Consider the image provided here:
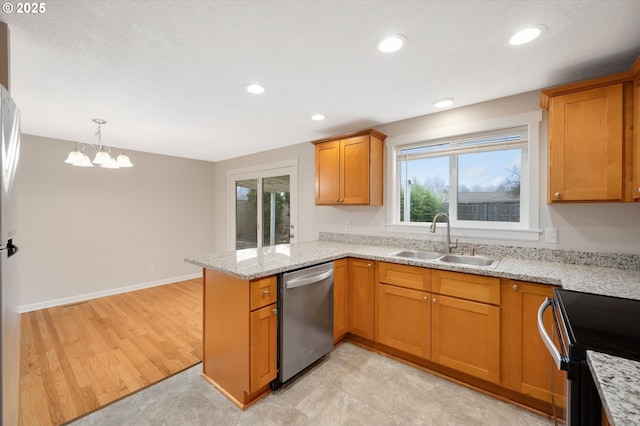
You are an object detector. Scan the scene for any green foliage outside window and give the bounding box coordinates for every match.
[400,179,447,223]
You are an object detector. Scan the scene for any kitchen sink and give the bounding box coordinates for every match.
[388,250,443,260]
[437,254,500,268]
[388,250,500,268]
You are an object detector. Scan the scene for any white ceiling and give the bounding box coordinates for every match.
[2,1,640,163]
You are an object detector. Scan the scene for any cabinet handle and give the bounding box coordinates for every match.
[335,199,340,203]
[423,296,428,301]
[272,308,278,314]
[263,290,270,296]
[555,192,560,198]
[512,284,519,291]
[637,187,640,193]
[367,263,372,268]
[432,298,437,303]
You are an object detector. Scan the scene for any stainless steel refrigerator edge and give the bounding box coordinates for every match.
[278,261,334,384]
[1,84,21,426]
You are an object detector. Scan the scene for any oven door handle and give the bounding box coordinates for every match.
[537,297,566,371]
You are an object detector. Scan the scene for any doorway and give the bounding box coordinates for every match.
[228,160,297,250]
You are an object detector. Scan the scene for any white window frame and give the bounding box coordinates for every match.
[227,159,298,251]
[386,111,542,242]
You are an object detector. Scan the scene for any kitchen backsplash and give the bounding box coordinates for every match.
[319,232,640,271]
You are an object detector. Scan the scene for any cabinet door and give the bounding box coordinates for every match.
[377,283,430,359]
[315,140,340,204]
[549,84,623,202]
[504,281,566,410]
[432,295,500,383]
[250,303,277,393]
[635,78,640,200]
[333,258,349,343]
[348,258,375,339]
[340,136,370,204]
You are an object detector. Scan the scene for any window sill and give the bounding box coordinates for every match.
[385,223,542,242]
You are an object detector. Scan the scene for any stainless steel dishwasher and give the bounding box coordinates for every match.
[277,261,334,385]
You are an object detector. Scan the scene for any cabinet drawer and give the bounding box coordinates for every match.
[432,270,499,305]
[250,276,277,310]
[377,262,431,291]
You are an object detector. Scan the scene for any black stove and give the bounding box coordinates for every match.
[554,288,640,363]
[543,289,640,426]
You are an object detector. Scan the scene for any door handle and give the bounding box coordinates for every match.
[0,239,18,258]
[537,297,567,371]
[286,269,333,289]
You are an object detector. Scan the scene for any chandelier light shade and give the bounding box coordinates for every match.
[64,119,134,169]
[116,153,133,167]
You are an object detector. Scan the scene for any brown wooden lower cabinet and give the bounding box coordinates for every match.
[431,294,500,383]
[502,279,566,413]
[348,258,375,339]
[333,258,349,343]
[249,303,277,392]
[430,270,501,383]
[350,260,566,417]
[376,283,430,358]
[203,269,277,409]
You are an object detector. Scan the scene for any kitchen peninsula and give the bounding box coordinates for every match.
[185,235,640,423]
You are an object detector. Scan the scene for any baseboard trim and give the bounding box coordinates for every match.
[18,273,202,313]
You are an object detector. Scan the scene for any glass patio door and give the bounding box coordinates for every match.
[231,161,296,250]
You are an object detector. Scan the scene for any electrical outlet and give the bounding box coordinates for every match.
[149,266,155,274]
[545,228,558,244]
[345,221,352,231]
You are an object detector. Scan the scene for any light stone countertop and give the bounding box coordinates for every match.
[184,240,640,301]
[587,351,640,426]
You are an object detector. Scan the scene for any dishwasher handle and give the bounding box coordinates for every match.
[285,269,333,289]
[537,297,567,371]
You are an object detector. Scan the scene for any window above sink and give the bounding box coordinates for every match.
[385,111,543,242]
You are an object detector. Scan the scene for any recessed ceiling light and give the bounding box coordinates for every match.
[509,25,546,45]
[377,35,407,53]
[246,83,265,94]
[311,114,326,121]
[433,98,455,108]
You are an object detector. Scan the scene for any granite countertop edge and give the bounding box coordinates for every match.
[184,240,640,301]
[587,351,640,426]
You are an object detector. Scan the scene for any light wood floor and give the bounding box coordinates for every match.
[18,278,203,426]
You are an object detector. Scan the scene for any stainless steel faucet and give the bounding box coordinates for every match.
[430,212,458,253]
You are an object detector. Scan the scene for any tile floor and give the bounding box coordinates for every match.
[70,342,554,425]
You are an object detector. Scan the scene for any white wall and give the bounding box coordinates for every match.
[213,91,640,255]
[18,135,216,310]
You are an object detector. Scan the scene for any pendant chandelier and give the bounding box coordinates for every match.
[64,119,134,168]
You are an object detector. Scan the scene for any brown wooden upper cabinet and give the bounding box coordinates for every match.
[541,55,640,203]
[312,129,386,205]
[635,75,640,200]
